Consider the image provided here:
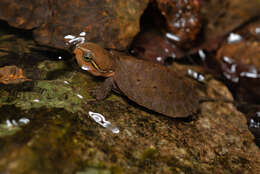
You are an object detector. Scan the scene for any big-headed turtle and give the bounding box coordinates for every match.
[74,42,201,118]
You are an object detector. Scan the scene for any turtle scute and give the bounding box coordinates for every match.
[114,56,200,118]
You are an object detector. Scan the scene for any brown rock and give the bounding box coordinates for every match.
[216,41,260,101]
[239,19,260,41]
[157,0,201,46]
[130,30,184,64]
[0,0,149,50]
[200,0,260,50]
[0,65,30,84]
[217,41,260,69]
[0,0,49,29]
[0,63,259,173]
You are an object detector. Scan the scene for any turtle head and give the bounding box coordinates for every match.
[74,42,115,77]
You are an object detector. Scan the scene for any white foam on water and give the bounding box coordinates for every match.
[156,57,162,62]
[80,32,86,36]
[33,99,40,103]
[198,74,205,82]
[89,111,120,134]
[64,81,69,84]
[187,69,205,82]
[166,33,180,42]
[240,72,259,78]
[223,56,234,64]
[64,32,86,46]
[81,65,90,71]
[255,28,260,34]
[18,118,30,125]
[76,94,83,99]
[64,35,76,39]
[230,64,237,73]
[6,120,12,127]
[198,49,206,61]
[249,119,260,128]
[227,33,242,43]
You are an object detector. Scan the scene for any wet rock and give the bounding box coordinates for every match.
[0,54,95,113]
[214,25,260,146]
[0,107,84,174]
[129,1,199,63]
[0,119,22,137]
[130,30,184,64]
[200,0,260,51]
[213,18,260,83]
[0,1,49,29]
[36,60,69,79]
[0,0,149,50]
[217,41,260,69]
[130,3,184,63]
[0,65,30,84]
[1,59,259,173]
[157,0,201,46]
[76,168,111,174]
[238,105,260,147]
[216,40,260,100]
[0,21,35,57]
[0,19,259,174]
[239,19,260,41]
[0,72,93,113]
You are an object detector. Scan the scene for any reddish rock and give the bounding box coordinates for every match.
[0,65,30,84]
[200,0,260,51]
[130,30,184,64]
[0,0,149,50]
[130,0,201,63]
[0,0,49,29]
[216,40,260,94]
[238,104,260,147]
[239,19,260,41]
[157,0,201,46]
[217,41,260,68]
[212,19,260,143]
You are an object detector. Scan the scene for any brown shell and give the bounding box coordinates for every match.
[114,56,200,118]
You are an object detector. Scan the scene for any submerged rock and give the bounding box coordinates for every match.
[0,58,259,173]
[0,65,30,84]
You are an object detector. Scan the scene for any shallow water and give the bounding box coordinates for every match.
[0,20,259,174]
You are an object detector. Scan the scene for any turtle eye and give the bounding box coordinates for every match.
[83,52,93,62]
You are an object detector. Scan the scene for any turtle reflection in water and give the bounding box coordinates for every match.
[74,42,202,118]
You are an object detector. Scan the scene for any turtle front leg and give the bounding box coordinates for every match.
[91,77,114,100]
